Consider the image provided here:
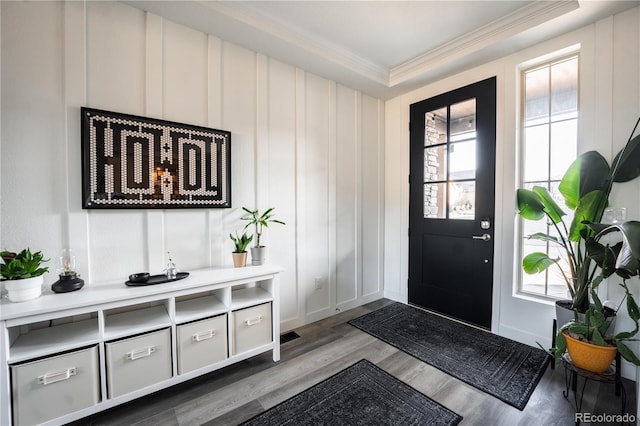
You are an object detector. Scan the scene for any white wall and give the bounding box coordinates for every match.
[0,1,385,331]
[384,7,640,380]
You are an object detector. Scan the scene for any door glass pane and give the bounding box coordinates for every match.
[449,98,476,220]
[424,107,447,146]
[449,181,475,220]
[450,99,476,141]
[449,141,475,180]
[424,145,447,182]
[422,98,477,221]
[424,183,446,218]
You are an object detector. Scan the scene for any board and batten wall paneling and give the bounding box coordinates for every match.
[293,67,308,329]
[612,7,640,220]
[361,94,384,300]
[86,2,147,282]
[206,35,226,268]
[609,7,640,375]
[162,20,208,126]
[265,58,298,324]
[382,96,407,303]
[162,20,210,271]
[144,12,167,273]
[65,1,91,283]
[222,41,256,223]
[0,0,385,330]
[303,74,334,320]
[0,1,65,263]
[609,2,640,401]
[335,85,359,308]
[87,1,145,113]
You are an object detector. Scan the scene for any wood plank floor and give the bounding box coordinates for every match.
[76,299,636,425]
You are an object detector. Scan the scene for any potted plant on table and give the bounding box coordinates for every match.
[230,231,253,268]
[241,207,285,265]
[516,117,640,326]
[1,248,50,302]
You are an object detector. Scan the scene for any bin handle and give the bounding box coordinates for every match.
[192,329,216,342]
[126,346,156,360]
[245,315,263,326]
[38,367,77,385]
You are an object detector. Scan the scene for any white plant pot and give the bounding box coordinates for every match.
[4,275,44,302]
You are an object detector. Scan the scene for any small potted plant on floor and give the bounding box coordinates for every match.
[241,207,285,265]
[1,248,50,302]
[230,231,253,268]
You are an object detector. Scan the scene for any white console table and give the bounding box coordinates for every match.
[0,264,282,425]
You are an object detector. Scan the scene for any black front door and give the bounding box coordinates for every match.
[408,77,496,329]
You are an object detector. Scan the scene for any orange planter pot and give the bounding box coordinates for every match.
[563,330,617,373]
[232,252,247,268]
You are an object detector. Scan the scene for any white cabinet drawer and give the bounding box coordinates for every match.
[105,328,172,398]
[10,346,100,426]
[177,314,227,374]
[232,303,272,355]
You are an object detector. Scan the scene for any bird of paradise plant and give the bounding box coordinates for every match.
[517,118,640,313]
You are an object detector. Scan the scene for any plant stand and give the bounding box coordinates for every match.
[551,318,558,370]
[561,352,624,425]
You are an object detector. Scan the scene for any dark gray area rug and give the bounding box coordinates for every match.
[241,359,462,426]
[348,302,550,410]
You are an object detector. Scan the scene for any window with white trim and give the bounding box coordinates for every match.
[519,54,579,298]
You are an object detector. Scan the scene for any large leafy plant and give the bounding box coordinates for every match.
[517,118,640,312]
[1,249,50,280]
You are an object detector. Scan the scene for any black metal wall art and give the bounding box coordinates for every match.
[81,107,231,209]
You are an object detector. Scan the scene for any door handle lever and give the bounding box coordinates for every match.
[472,233,491,241]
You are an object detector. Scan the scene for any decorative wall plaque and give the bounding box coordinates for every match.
[81,107,231,209]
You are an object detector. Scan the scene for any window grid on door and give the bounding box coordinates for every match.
[423,98,477,220]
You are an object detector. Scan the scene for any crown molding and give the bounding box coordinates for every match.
[389,0,579,87]
[200,1,389,85]
[123,0,606,99]
[206,0,578,89]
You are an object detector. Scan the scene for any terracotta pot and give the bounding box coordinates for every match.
[563,330,617,373]
[232,252,247,268]
[4,275,44,302]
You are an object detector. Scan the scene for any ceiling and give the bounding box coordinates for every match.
[126,1,639,99]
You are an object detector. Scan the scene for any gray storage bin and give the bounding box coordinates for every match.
[10,345,100,426]
[232,302,272,355]
[177,314,227,374]
[105,328,172,398]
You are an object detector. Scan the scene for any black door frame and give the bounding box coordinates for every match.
[408,76,497,329]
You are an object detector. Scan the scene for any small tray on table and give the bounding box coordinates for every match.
[125,272,189,286]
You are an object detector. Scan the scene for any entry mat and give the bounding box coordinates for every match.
[349,302,550,410]
[240,359,462,425]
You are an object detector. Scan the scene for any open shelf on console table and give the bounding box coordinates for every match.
[0,264,283,426]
